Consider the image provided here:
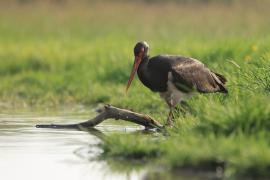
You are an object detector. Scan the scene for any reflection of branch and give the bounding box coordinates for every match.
[36,104,163,130]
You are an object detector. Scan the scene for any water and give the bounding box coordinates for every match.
[0,112,145,180]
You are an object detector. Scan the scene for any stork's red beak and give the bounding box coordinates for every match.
[125,55,142,93]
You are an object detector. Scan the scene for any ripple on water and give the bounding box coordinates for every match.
[0,113,145,180]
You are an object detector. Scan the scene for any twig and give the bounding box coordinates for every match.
[36,104,164,130]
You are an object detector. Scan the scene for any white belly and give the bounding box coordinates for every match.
[159,72,192,107]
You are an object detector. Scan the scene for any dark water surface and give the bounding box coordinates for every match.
[0,111,145,180]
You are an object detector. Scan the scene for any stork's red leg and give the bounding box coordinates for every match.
[165,97,175,126]
[166,107,174,126]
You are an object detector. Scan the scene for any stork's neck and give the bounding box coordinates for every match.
[137,55,152,89]
[137,55,149,76]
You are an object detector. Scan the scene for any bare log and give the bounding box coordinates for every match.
[36,104,164,130]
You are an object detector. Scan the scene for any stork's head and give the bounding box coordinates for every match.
[126,41,150,93]
[133,41,149,57]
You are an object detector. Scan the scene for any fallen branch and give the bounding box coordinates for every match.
[36,104,164,130]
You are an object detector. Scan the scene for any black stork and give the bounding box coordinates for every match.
[126,41,228,126]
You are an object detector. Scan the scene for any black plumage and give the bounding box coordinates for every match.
[126,41,228,125]
[138,54,227,94]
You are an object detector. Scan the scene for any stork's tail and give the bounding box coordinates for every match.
[214,72,227,84]
[213,72,228,93]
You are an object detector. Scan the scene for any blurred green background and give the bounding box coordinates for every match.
[0,0,270,178]
[0,0,269,109]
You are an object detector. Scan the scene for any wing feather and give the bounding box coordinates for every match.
[171,57,228,93]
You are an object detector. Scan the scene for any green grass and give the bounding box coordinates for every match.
[1,0,270,178]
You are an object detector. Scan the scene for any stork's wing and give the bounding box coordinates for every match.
[171,57,228,93]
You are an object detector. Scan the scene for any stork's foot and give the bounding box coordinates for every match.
[165,113,174,127]
[165,118,174,127]
[165,109,174,127]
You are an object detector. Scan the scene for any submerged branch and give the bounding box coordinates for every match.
[36,104,164,130]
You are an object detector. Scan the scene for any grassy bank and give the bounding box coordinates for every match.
[0,1,270,178]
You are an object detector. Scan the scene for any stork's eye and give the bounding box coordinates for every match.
[141,47,145,52]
